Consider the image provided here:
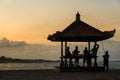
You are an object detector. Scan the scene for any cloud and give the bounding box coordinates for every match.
[0,37,27,47]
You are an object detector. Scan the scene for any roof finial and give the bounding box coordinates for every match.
[76,11,80,21]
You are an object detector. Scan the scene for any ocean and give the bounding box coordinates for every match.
[0,62,119,70]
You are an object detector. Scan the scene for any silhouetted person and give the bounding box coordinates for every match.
[90,43,99,56]
[72,46,80,66]
[65,46,72,67]
[83,47,89,66]
[103,51,109,71]
[90,43,99,66]
[72,46,80,57]
[65,47,72,57]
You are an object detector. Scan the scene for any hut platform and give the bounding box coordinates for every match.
[55,66,105,72]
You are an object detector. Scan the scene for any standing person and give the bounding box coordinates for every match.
[72,46,80,57]
[65,46,72,67]
[83,47,89,66]
[103,51,109,71]
[66,46,72,57]
[90,43,99,56]
[72,46,80,66]
[90,43,99,66]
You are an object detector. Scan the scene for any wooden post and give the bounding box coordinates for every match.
[88,41,92,67]
[60,41,64,67]
[65,41,67,54]
[88,42,90,52]
[94,41,98,67]
[65,41,67,66]
[61,41,63,57]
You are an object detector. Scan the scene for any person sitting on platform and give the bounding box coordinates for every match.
[83,47,89,66]
[103,51,109,71]
[72,46,80,66]
[90,43,99,56]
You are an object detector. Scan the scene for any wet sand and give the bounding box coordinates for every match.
[0,69,120,80]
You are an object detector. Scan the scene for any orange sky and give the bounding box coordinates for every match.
[0,0,120,44]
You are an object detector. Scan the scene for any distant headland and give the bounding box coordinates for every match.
[0,56,59,63]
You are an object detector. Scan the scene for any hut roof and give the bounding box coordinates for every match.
[48,12,115,42]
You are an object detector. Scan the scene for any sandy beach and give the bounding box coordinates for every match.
[0,69,120,80]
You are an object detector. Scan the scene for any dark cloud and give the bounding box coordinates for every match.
[0,39,119,61]
[0,44,60,60]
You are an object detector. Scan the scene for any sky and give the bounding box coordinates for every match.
[0,0,120,60]
[0,0,120,44]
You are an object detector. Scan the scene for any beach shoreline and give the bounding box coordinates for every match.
[0,69,120,80]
